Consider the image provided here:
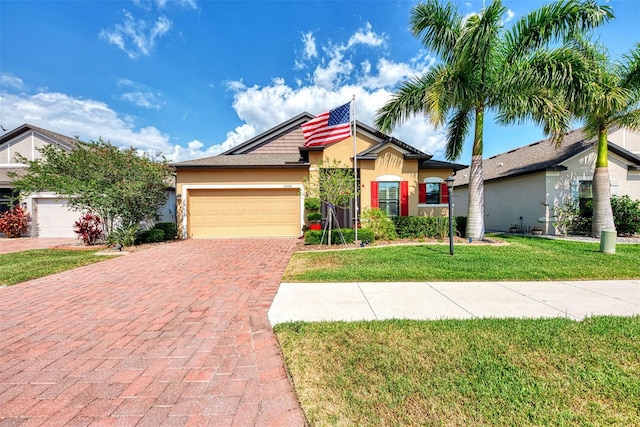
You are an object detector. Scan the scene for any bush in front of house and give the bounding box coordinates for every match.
[107,223,140,247]
[0,205,30,238]
[304,228,375,245]
[73,213,104,246]
[611,195,640,236]
[393,216,456,240]
[360,207,397,240]
[136,228,165,244]
[153,222,177,240]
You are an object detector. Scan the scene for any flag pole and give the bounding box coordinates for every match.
[352,94,358,243]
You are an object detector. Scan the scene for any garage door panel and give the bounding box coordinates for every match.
[34,198,78,238]
[188,188,301,238]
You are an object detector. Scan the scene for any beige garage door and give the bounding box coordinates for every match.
[34,198,78,238]
[188,188,301,238]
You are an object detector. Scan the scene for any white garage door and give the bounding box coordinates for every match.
[34,198,78,238]
[188,188,301,238]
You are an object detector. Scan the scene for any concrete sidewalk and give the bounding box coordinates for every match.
[269,280,640,325]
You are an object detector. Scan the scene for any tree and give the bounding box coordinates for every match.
[303,158,359,245]
[555,39,640,237]
[375,0,612,240]
[10,139,175,235]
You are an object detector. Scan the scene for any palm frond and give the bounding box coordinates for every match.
[504,0,613,62]
[410,0,461,63]
[445,107,472,161]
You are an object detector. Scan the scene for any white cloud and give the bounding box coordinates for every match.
[1,73,25,91]
[219,23,446,159]
[100,10,173,58]
[117,78,163,109]
[347,22,385,49]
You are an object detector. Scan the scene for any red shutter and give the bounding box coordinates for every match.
[440,182,449,204]
[400,181,409,216]
[370,181,379,208]
[418,183,426,204]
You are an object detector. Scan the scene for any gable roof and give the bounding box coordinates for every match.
[172,153,307,168]
[0,123,80,151]
[453,127,640,186]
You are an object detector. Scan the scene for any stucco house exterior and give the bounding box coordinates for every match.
[0,124,176,238]
[173,113,466,239]
[452,127,640,235]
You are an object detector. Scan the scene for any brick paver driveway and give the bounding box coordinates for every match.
[0,239,306,426]
[0,238,78,255]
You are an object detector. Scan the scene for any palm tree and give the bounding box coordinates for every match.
[563,39,640,237]
[375,0,612,240]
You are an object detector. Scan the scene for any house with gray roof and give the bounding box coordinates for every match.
[1,124,176,238]
[452,127,640,235]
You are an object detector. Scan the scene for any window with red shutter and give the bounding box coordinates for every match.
[400,181,409,216]
[440,182,449,204]
[418,183,426,204]
[370,181,379,208]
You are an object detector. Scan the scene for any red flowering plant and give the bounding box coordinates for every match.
[0,205,30,238]
[73,213,104,246]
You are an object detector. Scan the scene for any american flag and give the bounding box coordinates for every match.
[302,102,352,147]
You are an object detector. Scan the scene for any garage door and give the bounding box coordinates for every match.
[188,188,301,238]
[34,198,78,238]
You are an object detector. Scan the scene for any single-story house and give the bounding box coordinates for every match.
[0,124,176,238]
[172,113,466,239]
[452,127,640,235]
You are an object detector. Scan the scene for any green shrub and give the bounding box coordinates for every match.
[360,208,397,240]
[306,212,322,222]
[611,195,640,236]
[153,222,177,240]
[304,197,321,211]
[357,228,375,244]
[107,223,140,247]
[137,228,165,244]
[393,216,456,239]
[304,228,356,245]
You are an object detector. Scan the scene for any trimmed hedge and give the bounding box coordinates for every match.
[137,228,165,244]
[393,216,456,239]
[304,227,375,245]
[153,222,177,240]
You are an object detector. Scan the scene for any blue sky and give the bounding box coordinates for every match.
[1,0,638,163]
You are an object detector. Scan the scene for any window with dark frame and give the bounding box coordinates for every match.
[0,188,19,214]
[378,182,399,217]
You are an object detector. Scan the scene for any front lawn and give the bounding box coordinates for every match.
[0,249,112,286]
[284,235,640,282]
[275,316,640,426]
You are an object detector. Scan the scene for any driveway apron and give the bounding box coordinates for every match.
[0,239,305,426]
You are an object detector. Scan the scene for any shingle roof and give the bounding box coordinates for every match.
[454,127,640,186]
[172,153,307,168]
[0,124,81,150]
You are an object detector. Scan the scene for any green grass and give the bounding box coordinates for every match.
[275,316,640,426]
[0,249,112,286]
[284,235,640,281]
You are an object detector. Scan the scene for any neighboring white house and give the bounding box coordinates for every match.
[452,127,640,235]
[0,124,176,238]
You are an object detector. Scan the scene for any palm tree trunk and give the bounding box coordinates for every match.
[591,128,615,238]
[466,105,485,241]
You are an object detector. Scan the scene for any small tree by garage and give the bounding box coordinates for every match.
[303,158,359,245]
[9,139,174,238]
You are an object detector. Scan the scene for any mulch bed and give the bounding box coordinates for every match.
[296,236,508,252]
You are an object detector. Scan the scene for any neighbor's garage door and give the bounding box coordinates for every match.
[188,188,301,238]
[34,198,78,238]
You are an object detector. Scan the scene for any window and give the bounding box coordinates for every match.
[426,183,441,204]
[378,182,399,216]
[578,180,592,210]
[419,178,448,205]
[0,188,19,214]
